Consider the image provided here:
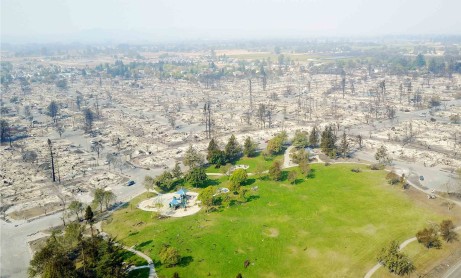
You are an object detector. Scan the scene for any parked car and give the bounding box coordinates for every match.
[419,176,424,181]
[127,180,135,186]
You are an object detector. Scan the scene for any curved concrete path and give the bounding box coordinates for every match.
[125,246,157,278]
[364,227,461,278]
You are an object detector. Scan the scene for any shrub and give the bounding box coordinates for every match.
[440,220,458,242]
[269,161,282,181]
[351,168,361,173]
[416,227,441,249]
[386,172,400,185]
[370,163,385,170]
[159,245,181,267]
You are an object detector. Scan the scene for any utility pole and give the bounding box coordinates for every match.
[48,139,56,182]
[249,78,253,113]
[204,101,212,139]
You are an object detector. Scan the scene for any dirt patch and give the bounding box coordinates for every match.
[28,236,50,253]
[404,186,461,224]
[8,202,63,220]
[263,227,279,238]
[423,241,461,277]
[354,224,377,236]
[306,248,319,258]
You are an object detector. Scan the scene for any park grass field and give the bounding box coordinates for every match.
[205,152,283,173]
[127,268,150,278]
[104,163,448,278]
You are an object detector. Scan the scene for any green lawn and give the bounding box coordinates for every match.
[121,249,148,267]
[205,152,283,174]
[127,268,150,278]
[104,163,445,278]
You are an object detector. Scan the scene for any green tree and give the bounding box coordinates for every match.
[183,145,204,168]
[338,131,349,158]
[229,168,248,192]
[68,201,83,220]
[320,126,337,157]
[243,136,257,157]
[225,134,242,162]
[63,222,84,249]
[159,245,181,267]
[220,163,232,177]
[84,205,94,223]
[290,148,309,164]
[172,162,183,179]
[198,186,216,212]
[299,159,310,176]
[207,138,226,165]
[292,130,309,148]
[266,132,286,155]
[269,161,282,181]
[95,238,125,278]
[154,171,174,192]
[28,238,77,278]
[288,170,297,184]
[103,190,116,210]
[254,164,265,179]
[92,188,106,213]
[375,145,392,165]
[309,126,319,147]
[186,167,208,188]
[377,241,415,276]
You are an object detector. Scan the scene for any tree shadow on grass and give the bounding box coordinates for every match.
[280,171,289,181]
[128,231,139,237]
[202,179,220,187]
[246,195,260,202]
[259,175,270,181]
[178,256,194,267]
[294,178,304,185]
[154,256,194,268]
[307,169,316,179]
[136,240,153,249]
[243,178,256,186]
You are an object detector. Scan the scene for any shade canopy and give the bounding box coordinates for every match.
[176,188,188,195]
[170,198,180,206]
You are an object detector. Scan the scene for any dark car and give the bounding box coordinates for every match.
[127,180,135,186]
[419,176,424,181]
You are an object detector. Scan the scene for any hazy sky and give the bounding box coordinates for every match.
[2,0,461,42]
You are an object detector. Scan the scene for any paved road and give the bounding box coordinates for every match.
[283,146,298,169]
[0,212,64,278]
[444,259,461,278]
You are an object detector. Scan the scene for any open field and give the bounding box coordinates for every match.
[103,163,458,277]
[205,152,283,173]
